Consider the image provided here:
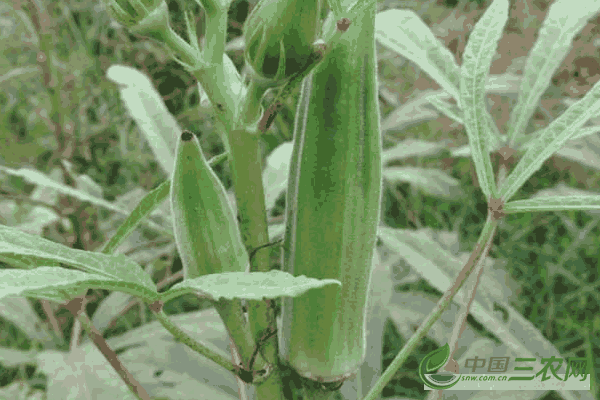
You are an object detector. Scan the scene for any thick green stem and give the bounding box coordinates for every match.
[228,80,271,273]
[159,24,203,68]
[225,81,286,400]
[199,2,227,65]
[192,55,245,133]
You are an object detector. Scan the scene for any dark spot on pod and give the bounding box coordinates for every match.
[337,18,351,32]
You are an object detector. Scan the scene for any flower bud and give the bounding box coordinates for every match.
[244,0,323,85]
[103,0,171,42]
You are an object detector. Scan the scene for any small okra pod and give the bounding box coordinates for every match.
[170,130,249,279]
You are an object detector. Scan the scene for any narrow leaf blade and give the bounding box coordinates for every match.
[0,224,157,298]
[0,267,159,302]
[106,65,180,176]
[459,0,509,200]
[100,180,170,255]
[500,79,600,201]
[507,0,600,145]
[0,166,169,235]
[504,195,600,214]
[160,270,340,303]
[375,9,461,101]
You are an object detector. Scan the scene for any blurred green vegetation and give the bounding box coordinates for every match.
[0,0,598,399]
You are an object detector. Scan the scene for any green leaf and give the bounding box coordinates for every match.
[106,65,181,176]
[507,0,600,145]
[0,224,158,301]
[504,195,600,214]
[383,166,463,199]
[0,253,60,270]
[381,139,448,165]
[375,9,460,101]
[520,126,600,171]
[499,78,600,201]
[0,267,158,302]
[459,0,508,200]
[0,297,53,343]
[0,166,169,235]
[100,180,170,255]
[160,270,340,303]
[427,94,464,125]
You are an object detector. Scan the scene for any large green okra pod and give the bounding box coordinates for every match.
[279,0,382,384]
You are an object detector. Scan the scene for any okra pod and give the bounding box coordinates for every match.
[170,130,248,279]
[279,0,382,384]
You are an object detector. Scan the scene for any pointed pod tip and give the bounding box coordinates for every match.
[181,130,194,142]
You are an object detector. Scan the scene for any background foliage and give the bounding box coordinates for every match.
[0,0,598,399]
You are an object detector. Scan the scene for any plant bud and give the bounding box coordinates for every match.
[244,0,323,85]
[103,0,171,43]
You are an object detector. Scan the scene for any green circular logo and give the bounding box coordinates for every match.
[419,343,461,390]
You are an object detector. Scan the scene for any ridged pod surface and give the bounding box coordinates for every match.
[278,0,382,383]
[170,131,248,279]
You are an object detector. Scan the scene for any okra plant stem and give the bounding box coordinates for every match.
[153,309,272,384]
[363,214,499,400]
[229,78,286,400]
[60,293,150,400]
